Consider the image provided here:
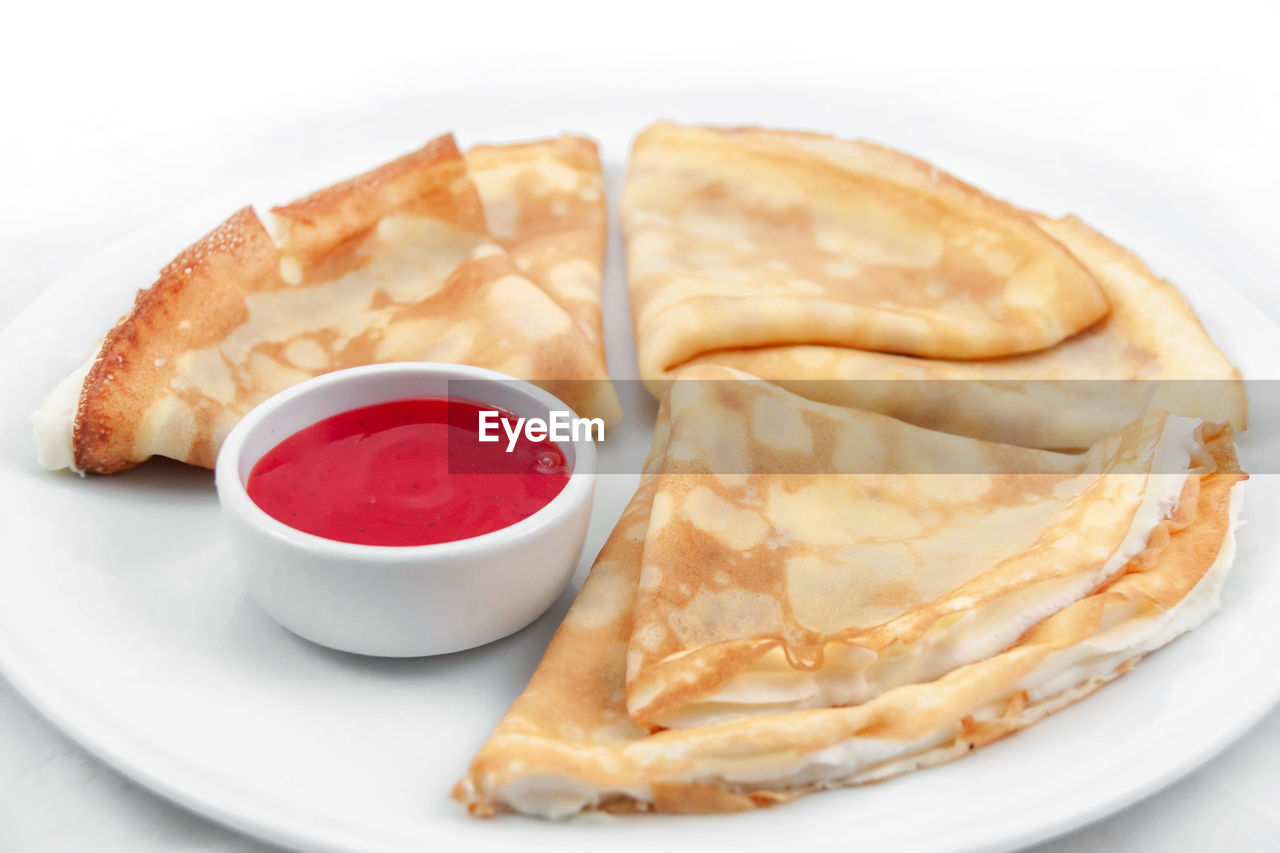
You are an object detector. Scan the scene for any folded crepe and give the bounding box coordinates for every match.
[624,123,1246,450]
[35,133,619,474]
[466,135,608,347]
[625,371,1201,728]
[687,215,1248,449]
[455,373,1244,817]
[623,122,1111,374]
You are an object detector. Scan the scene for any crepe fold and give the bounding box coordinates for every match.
[623,122,1110,374]
[626,370,1215,728]
[455,374,1244,818]
[38,133,619,474]
[466,135,608,348]
[623,123,1246,450]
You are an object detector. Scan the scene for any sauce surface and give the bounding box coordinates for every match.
[247,398,570,546]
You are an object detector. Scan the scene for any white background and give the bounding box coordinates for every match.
[2,1,1278,850]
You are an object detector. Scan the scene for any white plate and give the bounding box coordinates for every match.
[2,119,1279,853]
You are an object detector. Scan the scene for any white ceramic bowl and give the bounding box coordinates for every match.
[214,363,597,657]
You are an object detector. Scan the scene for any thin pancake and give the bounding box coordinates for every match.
[466,135,608,347]
[454,400,1242,817]
[57,134,619,474]
[671,213,1246,450]
[623,122,1111,375]
[625,369,1203,728]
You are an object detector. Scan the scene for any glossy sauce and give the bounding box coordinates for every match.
[247,398,570,546]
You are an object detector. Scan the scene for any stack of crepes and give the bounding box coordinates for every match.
[34,133,619,474]
[456,368,1245,816]
[456,123,1249,817]
[621,122,1246,449]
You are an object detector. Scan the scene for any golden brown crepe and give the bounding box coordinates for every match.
[623,122,1111,377]
[623,124,1245,450]
[625,370,1208,729]
[454,376,1244,818]
[40,134,620,474]
[683,214,1247,449]
[466,135,608,347]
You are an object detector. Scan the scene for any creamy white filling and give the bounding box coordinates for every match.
[655,415,1202,728]
[31,351,97,474]
[1021,480,1241,703]
[493,480,1242,818]
[503,774,651,821]
[253,204,286,247]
